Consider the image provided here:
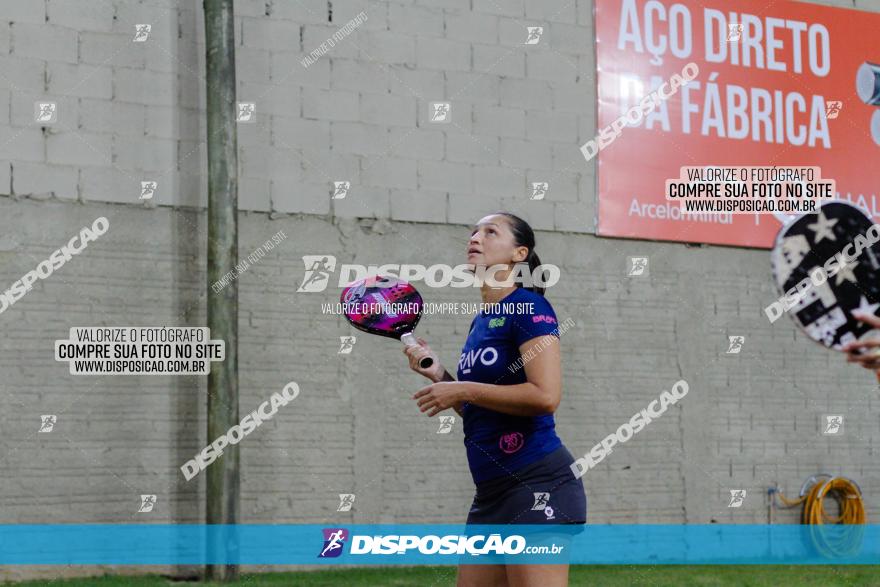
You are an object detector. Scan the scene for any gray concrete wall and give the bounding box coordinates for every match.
[0,0,597,229]
[2,0,880,581]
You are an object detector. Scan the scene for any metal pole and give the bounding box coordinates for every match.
[204,0,239,581]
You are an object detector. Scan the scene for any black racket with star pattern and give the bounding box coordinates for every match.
[770,201,880,368]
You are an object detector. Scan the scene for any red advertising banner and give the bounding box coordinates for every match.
[592,0,880,248]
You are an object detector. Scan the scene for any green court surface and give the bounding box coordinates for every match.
[9,566,880,586]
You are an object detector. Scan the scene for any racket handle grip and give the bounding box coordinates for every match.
[401,333,434,369]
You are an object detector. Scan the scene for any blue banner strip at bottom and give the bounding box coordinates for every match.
[0,524,878,565]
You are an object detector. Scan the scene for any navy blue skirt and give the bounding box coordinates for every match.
[466,445,587,528]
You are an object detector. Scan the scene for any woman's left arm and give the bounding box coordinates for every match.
[413,335,562,417]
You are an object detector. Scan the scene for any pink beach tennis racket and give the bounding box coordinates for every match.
[340,275,432,369]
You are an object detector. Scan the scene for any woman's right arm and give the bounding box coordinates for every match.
[404,339,465,416]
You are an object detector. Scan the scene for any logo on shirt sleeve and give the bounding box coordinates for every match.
[532,314,557,324]
[488,317,506,328]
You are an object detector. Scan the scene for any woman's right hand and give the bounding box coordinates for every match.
[403,336,445,382]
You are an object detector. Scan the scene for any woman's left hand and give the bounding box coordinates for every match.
[413,382,467,417]
[842,311,880,372]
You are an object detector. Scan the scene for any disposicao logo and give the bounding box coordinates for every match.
[318,528,349,558]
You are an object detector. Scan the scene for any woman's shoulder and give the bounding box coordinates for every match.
[509,287,556,319]
[512,287,553,307]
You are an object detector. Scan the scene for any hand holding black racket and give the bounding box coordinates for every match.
[770,200,880,382]
[340,274,434,369]
[842,311,880,373]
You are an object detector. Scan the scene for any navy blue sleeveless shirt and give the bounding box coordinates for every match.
[456,287,563,484]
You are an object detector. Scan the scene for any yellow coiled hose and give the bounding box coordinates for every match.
[773,475,866,557]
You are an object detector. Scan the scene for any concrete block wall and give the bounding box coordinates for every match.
[2,0,880,580]
[0,0,597,228]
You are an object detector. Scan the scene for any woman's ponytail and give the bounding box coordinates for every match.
[525,248,546,296]
[493,211,546,297]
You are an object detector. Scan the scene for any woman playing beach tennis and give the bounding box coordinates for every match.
[404,212,586,587]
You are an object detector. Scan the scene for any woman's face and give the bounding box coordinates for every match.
[467,214,528,269]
